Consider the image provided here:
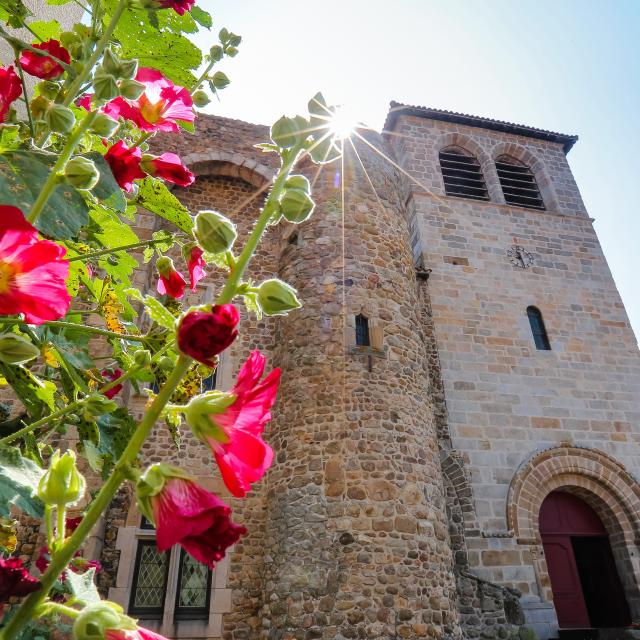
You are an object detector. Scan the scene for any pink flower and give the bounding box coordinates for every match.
[177,306,239,367]
[147,473,246,568]
[76,94,92,111]
[104,141,146,192]
[103,68,194,133]
[186,351,280,497]
[155,0,195,15]
[19,40,70,80]
[0,66,21,123]
[0,206,70,325]
[102,368,123,399]
[156,256,186,299]
[186,246,206,291]
[65,515,83,534]
[107,627,171,640]
[0,557,40,603]
[140,152,195,187]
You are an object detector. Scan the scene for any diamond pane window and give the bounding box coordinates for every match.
[496,155,545,210]
[439,147,489,201]
[129,540,169,617]
[175,551,212,620]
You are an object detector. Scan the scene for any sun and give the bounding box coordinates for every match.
[329,104,359,140]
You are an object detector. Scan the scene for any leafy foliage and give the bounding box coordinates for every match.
[0,446,44,517]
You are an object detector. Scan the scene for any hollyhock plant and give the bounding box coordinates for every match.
[185,350,280,497]
[155,0,195,15]
[177,305,239,367]
[102,369,124,399]
[0,206,70,325]
[0,557,40,604]
[19,39,70,80]
[104,141,146,192]
[156,256,186,299]
[73,602,172,640]
[140,152,195,187]
[186,245,207,291]
[136,465,246,568]
[103,67,194,133]
[0,65,21,123]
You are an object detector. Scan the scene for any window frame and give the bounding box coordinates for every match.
[527,306,551,351]
[128,538,170,619]
[355,314,370,347]
[174,549,213,621]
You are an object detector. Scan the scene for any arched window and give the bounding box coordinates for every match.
[439,146,489,201]
[526,306,551,350]
[355,314,370,347]
[495,155,545,210]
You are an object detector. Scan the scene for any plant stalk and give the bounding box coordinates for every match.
[67,236,173,263]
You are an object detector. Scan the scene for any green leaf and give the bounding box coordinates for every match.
[95,408,136,478]
[28,19,61,40]
[143,230,173,263]
[66,567,101,606]
[0,363,56,416]
[0,445,44,518]
[136,177,194,233]
[0,150,88,239]
[191,6,212,28]
[85,152,127,212]
[126,289,176,330]
[0,126,20,153]
[0,0,32,27]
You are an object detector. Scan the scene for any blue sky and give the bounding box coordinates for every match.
[199,0,640,338]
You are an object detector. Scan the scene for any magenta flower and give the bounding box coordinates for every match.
[186,351,280,497]
[0,557,40,603]
[19,39,70,80]
[187,246,206,291]
[102,368,124,399]
[138,467,246,568]
[177,306,239,367]
[155,0,195,15]
[103,68,194,133]
[140,152,195,187]
[107,627,172,640]
[0,66,21,123]
[104,141,146,192]
[156,256,186,299]
[0,206,70,325]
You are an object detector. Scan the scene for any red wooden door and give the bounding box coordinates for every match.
[539,491,607,629]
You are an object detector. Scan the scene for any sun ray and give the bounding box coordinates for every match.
[347,137,387,216]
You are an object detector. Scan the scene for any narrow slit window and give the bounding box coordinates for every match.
[439,146,489,201]
[355,314,370,347]
[202,368,217,392]
[175,550,212,620]
[527,306,551,350]
[129,540,169,618]
[496,155,545,210]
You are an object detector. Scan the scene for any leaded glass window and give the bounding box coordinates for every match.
[129,540,169,617]
[175,551,212,619]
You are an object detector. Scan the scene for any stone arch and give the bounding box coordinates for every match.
[436,132,502,203]
[491,141,559,211]
[507,445,640,616]
[181,150,273,188]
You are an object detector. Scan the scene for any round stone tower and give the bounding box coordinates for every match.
[261,133,461,640]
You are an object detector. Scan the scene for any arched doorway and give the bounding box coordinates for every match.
[540,491,631,629]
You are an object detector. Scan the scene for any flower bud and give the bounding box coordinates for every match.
[285,174,310,193]
[134,349,151,366]
[270,115,299,149]
[118,78,145,101]
[184,391,236,443]
[194,210,237,255]
[83,394,117,419]
[92,72,119,101]
[90,113,119,138]
[73,602,137,640]
[30,95,50,120]
[118,58,138,80]
[257,279,302,316]
[101,47,121,76]
[0,334,40,365]
[308,135,341,165]
[192,89,211,108]
[65,157,100,190]
[37,450,85,507]
[157,356,174,371]
[38,81,60,101]
[280,188,315,223]
[45,103,75,134]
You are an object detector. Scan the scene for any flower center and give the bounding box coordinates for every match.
[0,261,15,294]
[139,94,166,124]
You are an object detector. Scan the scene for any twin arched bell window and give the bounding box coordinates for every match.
[439,148,545,210]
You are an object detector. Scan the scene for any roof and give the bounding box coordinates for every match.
[384,102,578,153]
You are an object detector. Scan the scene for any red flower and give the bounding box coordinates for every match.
[103,68,194,133]
[107,627,172,640]
[19,40,70,80]
[186,246,206,291]
[65,516,82,535]
[36,545,101,580]
[147,473,246,568]
[156,0,195,15]
[104,141,146,193]
[0,556,40,603]
[141,152,194,187]
[156,257,186,299]
[76,94,92,111]
[102,368,123,399]
[177,306,239,367]
[0,206,70,325]
[186,351,279,497]
[0,66,21,123]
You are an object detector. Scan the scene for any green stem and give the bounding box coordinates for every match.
[13,51,35,138]
[61,0,128,107]
[215,144,303,305]
[56,507,66,546]
[192,59,217,93]
[38,601,81,620]
[27,110,98,225]
[0,356,192,639]
[0,28,73,73]
[132,131,154,148]
[44,505,54,546]
[0,318,147,342]
[67,236,172,263]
